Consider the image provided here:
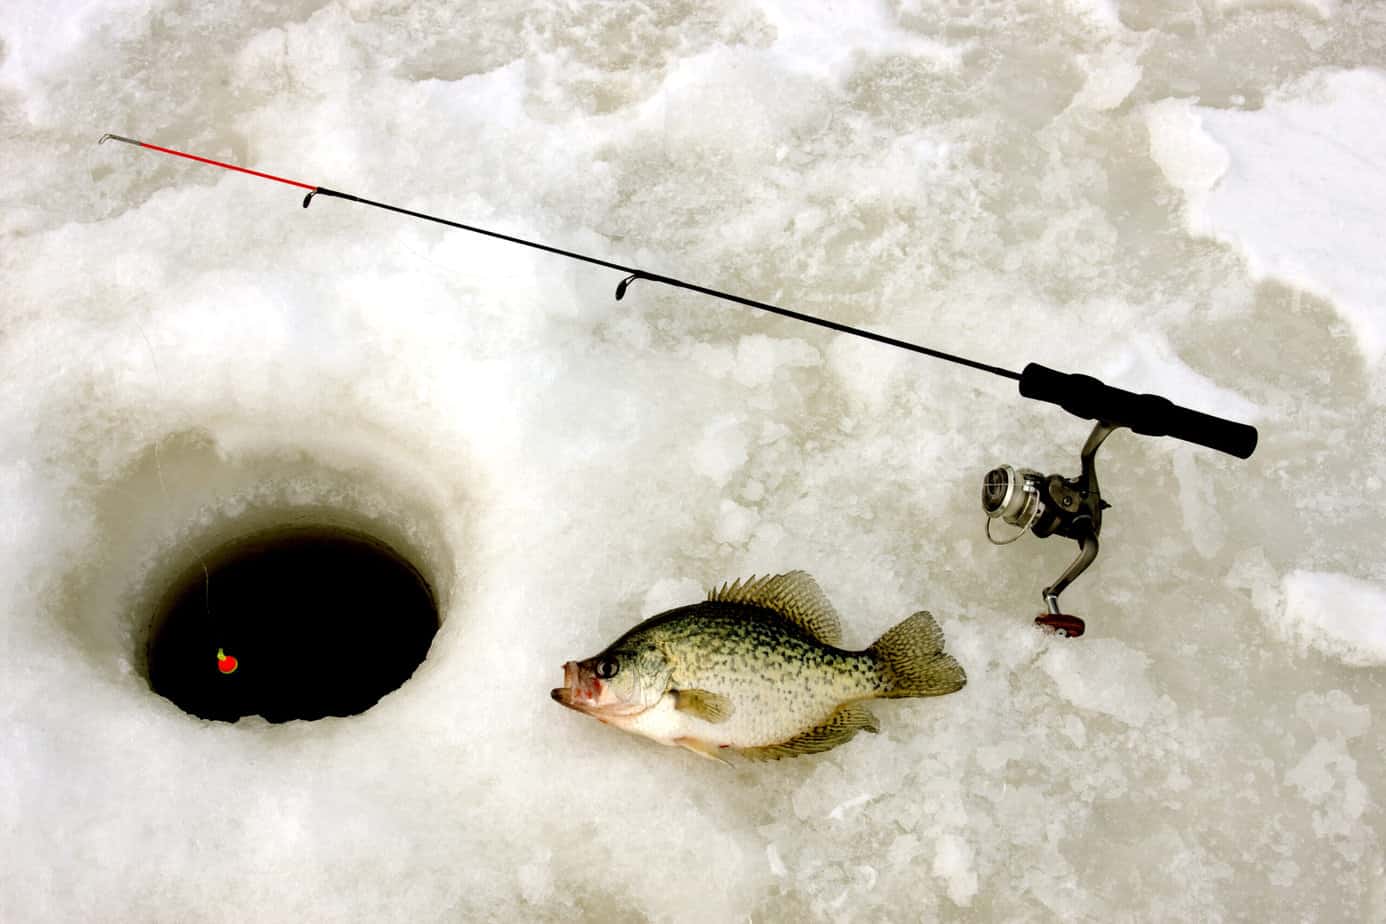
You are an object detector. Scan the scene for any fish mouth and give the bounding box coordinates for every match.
[551,660,650,718]
[551,660,597,712]
[546,662,648,720]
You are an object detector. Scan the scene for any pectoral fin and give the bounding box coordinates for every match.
[674,688,734,723]
[739,703,879,761]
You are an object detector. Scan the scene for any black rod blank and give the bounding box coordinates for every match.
[304,187,1022,381]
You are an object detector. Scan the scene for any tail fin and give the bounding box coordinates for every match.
[868,611,966,698]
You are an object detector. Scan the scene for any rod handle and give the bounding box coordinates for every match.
[1018,363,1258,458]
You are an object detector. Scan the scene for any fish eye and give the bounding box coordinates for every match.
[595,657,620,679]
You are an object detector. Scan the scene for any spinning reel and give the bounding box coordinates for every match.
[980,365,1258,638]
[983,422,1115,637]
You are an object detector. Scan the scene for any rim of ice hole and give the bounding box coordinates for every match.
[71,430,457,724]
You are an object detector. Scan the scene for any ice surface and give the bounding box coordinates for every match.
[2,0,1385,921]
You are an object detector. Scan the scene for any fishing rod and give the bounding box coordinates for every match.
[100,133,1259,636]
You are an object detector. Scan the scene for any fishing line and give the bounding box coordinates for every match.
[130,321,235,676]
[132,318,230,669]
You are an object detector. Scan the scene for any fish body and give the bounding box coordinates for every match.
[551,572,966,761]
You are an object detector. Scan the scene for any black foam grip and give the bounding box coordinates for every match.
[1019,363,1258,459]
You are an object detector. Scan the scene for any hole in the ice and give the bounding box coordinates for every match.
[147,523,438,723]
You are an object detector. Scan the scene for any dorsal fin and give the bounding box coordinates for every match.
[708,571,844,646]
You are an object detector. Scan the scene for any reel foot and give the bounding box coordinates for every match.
[1036,613,1085,637]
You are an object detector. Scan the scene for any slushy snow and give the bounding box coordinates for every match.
[1148,67,1386,365]
[2,1,1384,921]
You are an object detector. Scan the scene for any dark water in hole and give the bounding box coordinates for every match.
[147,525,438,723]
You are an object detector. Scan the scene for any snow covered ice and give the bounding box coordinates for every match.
[2,0,1385,920]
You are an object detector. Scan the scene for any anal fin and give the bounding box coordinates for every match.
[739,703,879,762]
[675,736,732,765]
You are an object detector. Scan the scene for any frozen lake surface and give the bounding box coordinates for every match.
[2,0,1384,920]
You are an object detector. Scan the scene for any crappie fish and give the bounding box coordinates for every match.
[550,571,966,761]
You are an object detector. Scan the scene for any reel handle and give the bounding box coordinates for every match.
[1018,363,1258,459]
[1035,613,1085,637]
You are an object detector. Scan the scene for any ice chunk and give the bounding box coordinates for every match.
[1295,690,1371,741]
[1214,0,1339,19]
[713,498,759,545]
[931,833,978,907]
[641,577,705,615]
[1284,739,1369,846]
[1039,640,1161,727]
[691,416,750,486]
[758,0,960,82]
[1277,571,1386,667]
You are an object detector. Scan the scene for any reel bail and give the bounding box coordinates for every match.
[983,421,1118,637]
